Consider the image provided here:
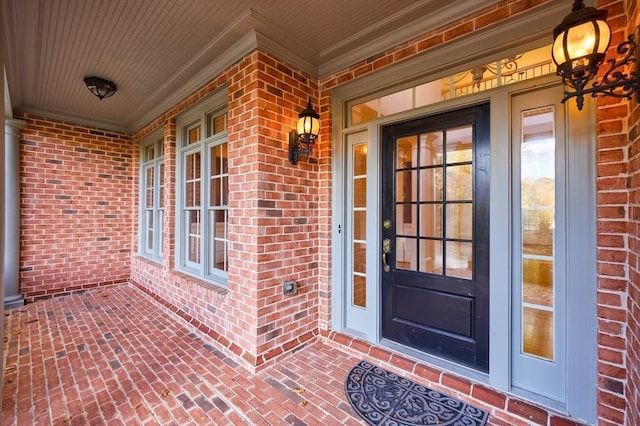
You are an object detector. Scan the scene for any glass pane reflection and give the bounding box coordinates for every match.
[446,126,473,163]
[396,237,416,271]
[419,204,441,238]
[445,241,472,279]
[397,136,416,169]
[446,203,472,240]
[420,132,443,165]
[419,239,442,274]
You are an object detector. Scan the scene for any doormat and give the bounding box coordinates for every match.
[345,360,489,426]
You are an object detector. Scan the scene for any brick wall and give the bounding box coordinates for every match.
[595,1,635,424]
[17,113,133,302]
[130,50,320,371]
[625,1,640,425]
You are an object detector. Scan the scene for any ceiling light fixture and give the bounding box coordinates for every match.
[83,76,118,100]
[551,0,638,110]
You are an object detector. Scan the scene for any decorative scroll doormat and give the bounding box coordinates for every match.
[345,361,489,426]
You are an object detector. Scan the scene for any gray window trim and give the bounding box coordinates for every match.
[175,89,229,286]
[138,129,165,263]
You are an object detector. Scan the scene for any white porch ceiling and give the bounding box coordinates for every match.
[2,0,503,133]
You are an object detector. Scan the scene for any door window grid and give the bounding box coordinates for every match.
[352,143,367,308]
[395,126,473,279]
[140,136,164,261]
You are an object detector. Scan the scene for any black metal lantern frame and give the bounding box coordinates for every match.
[552,0,639,110]
[289,99,320,164]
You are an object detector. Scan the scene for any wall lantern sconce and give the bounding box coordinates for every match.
[84,76,118,100]
[289,99,320,164]
[551,0,638,110]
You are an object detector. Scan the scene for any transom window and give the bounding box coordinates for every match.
[348,45,554,126]
[139,133,165,261]
[177,95,229,285]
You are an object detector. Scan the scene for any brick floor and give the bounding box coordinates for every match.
[2,285,365,425]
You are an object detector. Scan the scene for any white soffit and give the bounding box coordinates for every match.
[3,0,536,133]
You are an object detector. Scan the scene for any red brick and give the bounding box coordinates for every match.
[471,384,506,409]
[441,373,472,394]
[507,398,548,425]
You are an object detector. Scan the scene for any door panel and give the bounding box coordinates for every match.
[381,104,490,372]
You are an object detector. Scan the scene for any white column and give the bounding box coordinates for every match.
[4,118,25,308]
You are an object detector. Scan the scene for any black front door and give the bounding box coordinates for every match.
[381,104,490,372]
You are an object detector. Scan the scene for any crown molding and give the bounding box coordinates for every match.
[319,0,502,78]
[251,10,319,77]
[18,105,130,133]
[126,11,258,132]
[332,1,568,101]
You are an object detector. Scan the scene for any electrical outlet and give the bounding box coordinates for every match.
[283,280,297,295]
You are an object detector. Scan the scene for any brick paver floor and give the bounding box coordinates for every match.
[2,285,365,425]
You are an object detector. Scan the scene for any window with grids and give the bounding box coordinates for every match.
[178,108,228,283]
[140,134,165,261]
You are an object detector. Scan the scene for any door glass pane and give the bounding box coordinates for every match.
[523,259,553,307]
[396,170,416,202]
[354,211,366,240]
[446,165,472,200]
[354,242,366,274]
[397,136,416,168]
[445,241,472,279]
[354,178,367,207]
[419,168,442,201]
[396,237,416,271]
[419,204,441,238]
[420,132,443,165]
[397,205,416,236]
[446,203,472,240]
[523,307,553,359]
[419,239,442,274]
[520,106,555,361]
[352,143,367,308]
[353,274,366,308]
[446,126,473,163]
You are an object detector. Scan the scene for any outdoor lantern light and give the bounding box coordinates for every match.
[289,99,320,164]
[84,76,118,100]
[551,0,638,110]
